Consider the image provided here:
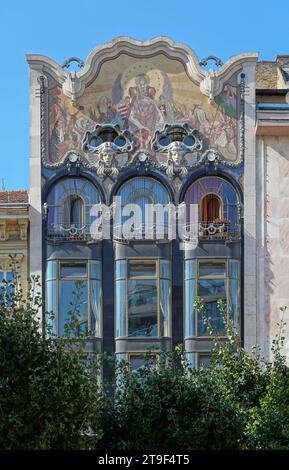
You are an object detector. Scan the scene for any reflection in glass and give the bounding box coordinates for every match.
[129,261,156,277]
[46,260,57,280]
[197,279,226,335]
[185,279,195,337]
[90,280,102,337]
[60,264,87,278]
[199,261,226,277]
[198,354,211,369]
[230,279,240,332]
[128,280,157,337]
[59,280,88,336]
[130,355,157,371]
[46,279,57,335]
[116,260,127,280]
[184,259,196,281]
[160,279,170,336]
[160,260,170,279]
[116,280,126,337]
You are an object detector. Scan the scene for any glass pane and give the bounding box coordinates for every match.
[90,280,102,337]
[90,260,102,280]
[60,263,87,278]
[130,355,157,371]
[197,279,226,336]
[184,259,196,280]
[46,280,57,335]
[185,279,195,337]
[0,271,15,307]
[128,280,157,337]
[160,260,170,279]
[230,279,240,332]
[46,260,57,280]
[115,260,127,280]
[129,261,156,277]
[199,261,226,277]
[115,280,126,337]
[160,279,170,336]
[59,280,88,336]
[6,271,14,283]
[71,197,83,225]
[186,352,195,369]
[198,354,211,369]
[229,259,239,279]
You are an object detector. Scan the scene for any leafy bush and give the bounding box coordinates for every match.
[0,274,105,449]
[0,272,288,450]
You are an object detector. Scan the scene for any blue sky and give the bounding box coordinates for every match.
[1,0,289,190]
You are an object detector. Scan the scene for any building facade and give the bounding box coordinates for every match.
[0,190,29,300]
[9,37,287,368]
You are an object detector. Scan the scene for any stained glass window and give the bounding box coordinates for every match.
[115,177,170,238]
[46,177,100,227]
[184,176,239,224]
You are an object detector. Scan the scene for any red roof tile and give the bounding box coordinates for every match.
[0,190,28,204]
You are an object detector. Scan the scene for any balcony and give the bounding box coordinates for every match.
[183,219,241,242]
[46,223,102,242]
[113,223,171,243]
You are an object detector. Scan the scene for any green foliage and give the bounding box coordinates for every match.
[0,272,289,450]
[0,272,105,449]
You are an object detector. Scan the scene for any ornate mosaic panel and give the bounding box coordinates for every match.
[47,54,239,166]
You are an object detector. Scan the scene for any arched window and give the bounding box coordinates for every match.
[115,177,170,240]
[184,176,240,240]
[201,193,221,223]
[70,196,83,225]
[46,177,100,241]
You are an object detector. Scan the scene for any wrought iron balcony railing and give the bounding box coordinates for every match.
[113,223,171,242]
[46,223,102,242]
[182,220,241,242]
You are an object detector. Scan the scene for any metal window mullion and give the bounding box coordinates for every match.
[57,260,60,336]
[88,260,91,334]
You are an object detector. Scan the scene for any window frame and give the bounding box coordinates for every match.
[195,352,211,369]
[127,351,160,372]
[184,257,240,338]
[200,192,223,222]
[46,259,102,337]
[115,258,172,339]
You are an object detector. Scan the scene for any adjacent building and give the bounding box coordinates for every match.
[0,190,29,299]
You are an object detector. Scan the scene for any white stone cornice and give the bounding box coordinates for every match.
[26,36,259,102]
[26,54,67,84]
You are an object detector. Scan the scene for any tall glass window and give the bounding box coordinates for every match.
[0,271,15,307]
[46,178,101,241]
[115,259,171,338]
[46,260,102,337]
[184,258,240,337]
[184,176,240,240]
[115,177,170,239]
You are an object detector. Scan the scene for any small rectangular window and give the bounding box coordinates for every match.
[199,261,226,278]
[129,354,157,371]
[198,353,211,369]
[60,263,87,278]
[129,260,156,277]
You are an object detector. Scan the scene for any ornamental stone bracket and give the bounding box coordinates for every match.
[0,219,29,241]
[26,37,258,103]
